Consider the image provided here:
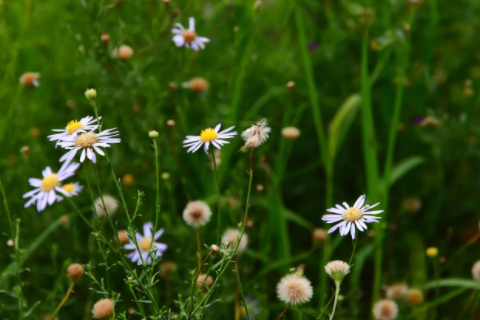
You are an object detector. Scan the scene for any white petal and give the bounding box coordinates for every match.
[211,141,221,149]
[189,17,195,31]
[173,35,185,47]
[363,210,383,215]
[204,142,210,154]
[143,222,153,238]
[37,193,48,212]
[29,178,43,187]
[154,229,164,240]
[327,221,345,234]
[342,202,350,210]
[355,221,364,231]
[353,194,365,209]
[351,224,356,239]
[214,123,222,132]
[219,126,235,134]
[87,148,93,160]
[322,215,344,223]
[326,208,344,214]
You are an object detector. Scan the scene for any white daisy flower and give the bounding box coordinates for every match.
[322,194,383,239]
[61,182,83,197]
[58,128,121,163]
[48,116,100,147]
[172,17,210,51]
[124,222,167,265]
[23,162,80,212]
[183,123,237,154]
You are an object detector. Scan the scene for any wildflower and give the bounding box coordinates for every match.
[48,116,100,147]
[221,228,248,252]
[161,172,170,180]
[117,230,129,244]
[286,81,295,89]
[472,260,480,281]
[281,127,301,139]
[61,182,83,197]
[7,239,14,248]
[92,298,115,320]
[21,146,30,158]
[85,88,97,100]
[20,72,40,87]
[276,274,313,305]
[100,32,110,44]
[167,119,175,127]
[58,128,120,163]
[313,228,327,242]
[325,260,350,282]
[406,289,424,305]
[372,299,398,320]
[183,123,237,154]
[149,130,159,139]
[23,162,80,212]
[94,195,118,217]
[210,244,220,252]
[124,222,167,265]
[66,263,85,280]
[182,77,209,92]
[160,261,177,278]
[182,201,212,228]
[242,119,271,148]
[197,274,214,289]
[386,284,408,299]
[172,17,210,51]
[112,45,134,60]
[426,247,438,257]
[122,174,135,187]
[256,184,264,192]
[322,194,382,239]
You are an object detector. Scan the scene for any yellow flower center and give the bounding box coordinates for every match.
[199,128,218,143]
[343,207,363,222]
[74,132,98,149]
[66,120,84,135]
[139,237,153,251]
[62,183,75,193]
[182,30,197,43]
[41,174,59,192]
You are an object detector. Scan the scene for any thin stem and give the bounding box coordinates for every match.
[0,175,14,239]
[51,282,75,318]
[153,139,161,232]
[329,282,341,320]
[14,219,24,320]
[277,303,292,320]
[234,257,250,320]
[348,239,357,265]
[212,152,221,244]
[196,228,202,270]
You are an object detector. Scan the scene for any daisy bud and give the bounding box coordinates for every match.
[85,88,97,100]
[182,201,212,228]
[276,274,313,305]
[160,261,177,278]
[183,77,209,92]
[100,32,110,44]
[372,299,398,320]
[7,239,14,248]
[92,298,115,320]
[19,72,40,87]
[210,244,220,253]
[112,45,133,60]
[325,260,350,283]
[286,81,295,89]
[122,174,135,187]
[241,119,271,148]
[281,127,301,139]
[66,263,85,280]
[20,146,30,158]
[313,228,327,242]
[406,289,424,306]
[386,283,408,299]
[117,230,129,244]
[149,130,159,139]
[472,260,480,281]
[426,247,438,257]
[167,119,175,127]
[197,274,214,289]
[221,229,248,252]
[94,195,119,217]
[161,172,170,180]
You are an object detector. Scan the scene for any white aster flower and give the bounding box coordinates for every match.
[183,123,237,154]
[124,222,167,265]
[48,116,100,147]
[23,162,80,212]
[60,182,83,197]
[241,118,271,148]
[58,128,121,163]
[322,194,382,239]
[172,17,210,51]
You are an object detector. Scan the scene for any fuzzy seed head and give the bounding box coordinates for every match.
[7,239,14,247]
[182,201,212,228]
[242,118,271,148]
[21,146,30,157]
[197,274,213,289]
[406,289,424,305]
[92,298,115,319]
[67,263,85,279]
[20,72,40,87]
[281,127,301,139]
[276,274,313,305]
[287,81,295,89]
[325,260,350,282]
[149,130,159,139]
[113,45,133,60]
[221,229,248,252]
[373,299,398,320]
[313,228,327,242]
[85,88,97,100]
[386,284,408,299]
[167,119,175,127]
[94,195,118,217]
[472,260,480,281]
[101,33,110,44]
[75,132,98,149]
[188,77,209,92]
[117,230,129,244]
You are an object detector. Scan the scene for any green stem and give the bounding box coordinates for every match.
[329,282,341,320]
[51,282,74,318]
[14,219,24,320]
[348,239,357,265]
[212,152,221,244]
[0,175,14,239]
[234,257,250,320]
[153,139,161,233]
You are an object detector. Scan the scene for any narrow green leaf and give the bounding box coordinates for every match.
[389,156,425,186]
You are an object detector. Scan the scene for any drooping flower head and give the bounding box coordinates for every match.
[172,17,210,51]
[182,200,212,228]
[23,161,80,212]
[58,128,120,163]
[322,194,382,239]
[124,222,167,265]
[48,116,100,148]
[276,274,313,305]
[242,119,271,149]
[183,123,237,154]
[372,299,398,320]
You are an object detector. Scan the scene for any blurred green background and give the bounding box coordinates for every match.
[1,0,480,319]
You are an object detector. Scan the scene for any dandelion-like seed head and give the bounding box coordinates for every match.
[242,118,271,148]
[325,260,350,282]
[113,45,133,60]
[94,195,118,216]
[281,127,301,139]
[139,237,153,251]
[276,274,313,305]
[199,128,218,143]
[7,239,14,247]
[92,298,115,319]
[197,274,213,289]
[182,30,197,43]
[221,229,248,252]
[183,201,212,228]
[75,133,98,149]
[188,77,209,92]
[118,230,129,244]
[313,228,327,242]
[41,174,59,192]
[406,289,424,305]
[373,299,398,320]
[386,284,408,299]
[167,119,175,127]
[67,263,85,279]
[62,183,75,193]
[343,207,363,222]
[472,260,480,281]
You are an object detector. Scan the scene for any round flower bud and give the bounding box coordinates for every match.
[100,33,110,44]
[117,230,129,244]
[210,244,220,253]
[386,283,408,299]
[167,119,175,127]
[372,299,398,320]
[67,263,85,280]
[92,298,115,319]
[19,72,40,87]
[112,45,133,60]
[21,146,30,158]
[472,260,480,281]
[325,260,350,282]
[286,81,295,89]
[149,130,159,139]
[256,184,264,192]
[276,274,313,305]
[85,88,97,100]
[313,228,327,242]
[122,174,135,187]
[7,239,14,248]
[183,77,209,92]
[197,274,213,289]
[161,172,170,180]
[406,289,424,306]
[281,127,301,139]
[426,247,438,257]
